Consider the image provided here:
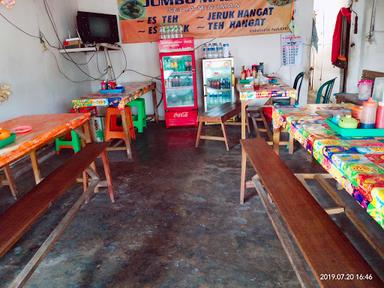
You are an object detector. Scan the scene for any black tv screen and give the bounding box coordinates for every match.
[77,11,120,44]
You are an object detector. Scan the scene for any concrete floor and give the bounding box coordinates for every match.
[0,122,383,287]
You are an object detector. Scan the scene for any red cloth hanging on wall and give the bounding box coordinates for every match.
[332,8,352,66]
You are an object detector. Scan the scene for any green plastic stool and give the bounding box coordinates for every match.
[127,98,146,133]
[55,130,82,153]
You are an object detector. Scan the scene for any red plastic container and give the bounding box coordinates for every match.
[376,102,384,128]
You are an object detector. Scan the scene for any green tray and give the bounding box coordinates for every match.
[325,118,384,137]
[239,79,252,84]
[0,133,16,149]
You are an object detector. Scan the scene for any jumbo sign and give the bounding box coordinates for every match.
[117,0,294,43]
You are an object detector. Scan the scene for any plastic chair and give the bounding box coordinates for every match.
[127,98,146,133]
[272,72,304,106]
[293,72,305,104]
[55,106,98,152]
[316,78,337,104]
[55,130,82,153]
[104,107,136,142]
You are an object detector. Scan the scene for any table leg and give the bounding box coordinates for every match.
[3,165,18,199]
[241,101,247,140]
[83,121,92,144]
[30,150,42,184]
[240,146,247,204]
[120,109,133,160]
[273,128,281,155]
[82,121,99,177]
[152,88,159,123]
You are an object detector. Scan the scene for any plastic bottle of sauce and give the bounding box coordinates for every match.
[360,98,378,129]
[376,102,384,128]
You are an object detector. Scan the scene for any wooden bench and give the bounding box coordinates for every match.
[240,138,382,288]
[0,142,114,287]
[195,102,241,151]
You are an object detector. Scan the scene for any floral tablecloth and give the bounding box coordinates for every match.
[273,104,384,229]
[72,81,156,110]
[237,82,297,101]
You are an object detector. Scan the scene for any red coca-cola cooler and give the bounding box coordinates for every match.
[158,37,198,128]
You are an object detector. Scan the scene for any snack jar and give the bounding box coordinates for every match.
[358,79,373,100]
[360,98,378,129]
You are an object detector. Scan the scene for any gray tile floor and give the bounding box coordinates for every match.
[0,123,382,287]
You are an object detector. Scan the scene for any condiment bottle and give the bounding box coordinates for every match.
[376,102,384,128]
[360,98,378,129]
[351,105,363,120]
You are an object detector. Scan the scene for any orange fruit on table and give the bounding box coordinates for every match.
[0,128,11,140]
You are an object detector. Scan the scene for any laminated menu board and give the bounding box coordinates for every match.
[281,34,303,66]
[117,0,294,43]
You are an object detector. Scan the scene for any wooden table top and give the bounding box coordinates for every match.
[0,113,90,168]
[237,81,297,101]
[72,81,156,109]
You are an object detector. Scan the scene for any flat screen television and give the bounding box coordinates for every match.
[77,11,120,44]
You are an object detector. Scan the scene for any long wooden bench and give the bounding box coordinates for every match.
[195,102,241,151]
[0,142,114,287]
[241,138,383,288]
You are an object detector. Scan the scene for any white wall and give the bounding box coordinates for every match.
[312,0,350,94]
[347,0,384,92]
[0,0,92,121]
[78,0,314,113]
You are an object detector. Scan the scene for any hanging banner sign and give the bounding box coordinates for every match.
[117,0,294,43]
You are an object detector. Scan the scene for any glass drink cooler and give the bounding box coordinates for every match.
[202,58,235,112]
[159,38,198,128]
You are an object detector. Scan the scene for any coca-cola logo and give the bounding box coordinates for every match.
[173,112,189,118]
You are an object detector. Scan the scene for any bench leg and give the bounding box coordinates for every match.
[81,122,100,180]
[82,171,89,193]
[101,150,115,203]
[251,115,261,138]
[260,112,272,141]
[3,165,18,199]
[246,113,251,136]
[288,133,294,155]
[195,121,203,148]
[240,147,247,204]
[273,128,281,155]
[221,123,230,151]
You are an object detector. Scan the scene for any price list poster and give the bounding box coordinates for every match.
[117,0,294,43]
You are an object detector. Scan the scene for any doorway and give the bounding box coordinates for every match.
[309,0,351,103]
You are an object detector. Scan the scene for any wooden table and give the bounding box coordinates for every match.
[238,81,297,201]
[272,104,384,256]
[335,93,363,105]
[237,81,297,139]
[72,81,158,159]
[0,113,91,196]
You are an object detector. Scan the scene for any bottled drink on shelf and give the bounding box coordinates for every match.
[218,43,223,58]
[223,43,230,58]
[212,43,218,58]
[207,44,212,59]
[202,45,207,59]
[203,42,230,58]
